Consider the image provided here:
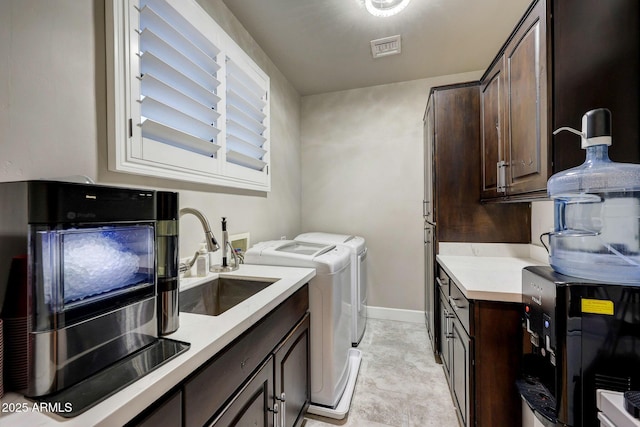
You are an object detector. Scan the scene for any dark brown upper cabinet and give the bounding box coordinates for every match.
[481,0,640,201]
[426,83,531,243]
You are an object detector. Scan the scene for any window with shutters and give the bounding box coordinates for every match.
[106,0,270,191]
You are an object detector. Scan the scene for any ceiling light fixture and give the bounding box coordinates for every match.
[365,0,412,17]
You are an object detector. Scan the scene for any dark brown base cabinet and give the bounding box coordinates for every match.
[129,285,310,427]
[439,286,471,426]
[437,264,522,427]
[211,314,310,427]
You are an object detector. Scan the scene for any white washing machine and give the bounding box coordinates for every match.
[244,240,361,418]
[295,232,367,346]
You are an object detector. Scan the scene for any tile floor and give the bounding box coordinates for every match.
[304,318,459,427]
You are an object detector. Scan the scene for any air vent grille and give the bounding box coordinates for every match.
[370,35,402,58]
[595,373,633,392]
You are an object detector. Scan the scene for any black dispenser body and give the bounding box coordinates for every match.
[519,266,640,426]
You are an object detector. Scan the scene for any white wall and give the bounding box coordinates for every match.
[532,200,554,248]
[300,71,483,311]
[0,0,546,312]
[0,0,302,261]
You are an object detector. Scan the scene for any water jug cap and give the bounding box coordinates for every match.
[553,108,612,149]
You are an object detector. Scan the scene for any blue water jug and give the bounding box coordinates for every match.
[547,109,640,283]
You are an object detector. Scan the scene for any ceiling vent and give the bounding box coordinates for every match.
[370,35,402,58]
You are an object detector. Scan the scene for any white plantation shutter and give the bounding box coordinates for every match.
[226,58,268,171]
[107,0,271,191]
[137,0,221,157]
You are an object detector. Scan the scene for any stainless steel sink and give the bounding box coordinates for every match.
[179,276,277,316]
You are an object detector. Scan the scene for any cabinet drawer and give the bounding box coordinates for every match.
[449,282,470,334]
[208,355,275,427]
[437,266,450,295]
[129,389,182,427]
[184,285,309,427]
[439,287,452,377]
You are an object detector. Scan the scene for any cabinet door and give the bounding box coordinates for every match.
[474,301,523,426]
[423,98,435,221]
[552,0,640,171]
[424,224,435,345]
[184,286,308,427]
[451,321,471,427]
[480,57,506,198]
[274,313,310,427]
[439,289,451,377]
[210,357,276,427]
[504,0,549,195]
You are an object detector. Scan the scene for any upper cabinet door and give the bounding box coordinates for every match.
[504,0,549,195]
[423,98,435,222]
[480,57,506,199]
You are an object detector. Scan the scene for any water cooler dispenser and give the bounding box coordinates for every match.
[520,109,640,426]
[519,266,640,427]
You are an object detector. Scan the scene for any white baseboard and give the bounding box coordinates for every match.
[366,306,425,324]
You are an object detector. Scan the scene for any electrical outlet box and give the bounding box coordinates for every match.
[230,232,250,253]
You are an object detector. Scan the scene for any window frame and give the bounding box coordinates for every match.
[106,0,271,191]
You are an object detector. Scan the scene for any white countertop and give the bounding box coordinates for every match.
[0,264,315,426]
[597,389,640,427]
[436,243,548,303]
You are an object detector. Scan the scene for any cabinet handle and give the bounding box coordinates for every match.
[496,160,507,193]
[424,227,432,244]
[444,302,456,340]
[268,403,279,427]
[443,308,449,336]
[275,393,286,427]
[240,356,250,370]
[449,296,464,311]
[445,315,454,339]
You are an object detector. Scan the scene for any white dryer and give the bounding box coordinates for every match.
[244,240,361,418]
[295,232,368,346]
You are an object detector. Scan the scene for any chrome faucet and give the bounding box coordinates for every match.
[178,207,220,273]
